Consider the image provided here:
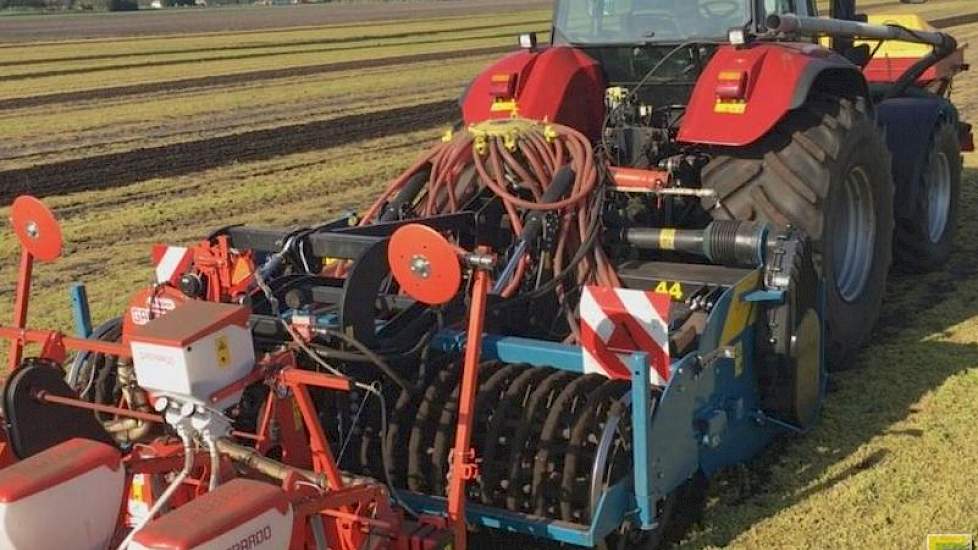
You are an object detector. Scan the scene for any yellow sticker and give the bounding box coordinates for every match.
[714,100,747,114]
[130,474,144,501]
[658,228,677,250]
[927,534,973,550]
[490,99,518,113]
[720,271,760,344]
[654,281,684,300]
[292,400,304,430]
[215,335,231,369]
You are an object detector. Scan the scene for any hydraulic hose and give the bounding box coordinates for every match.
[359,120,613,308]
[116,432,194,550]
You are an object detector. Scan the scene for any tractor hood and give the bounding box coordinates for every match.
[460,46,607,140]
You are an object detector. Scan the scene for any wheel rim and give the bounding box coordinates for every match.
[926,151,952,244]
[831,166,876,303]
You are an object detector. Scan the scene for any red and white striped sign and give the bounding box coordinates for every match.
[579,286,671,385]
[151,244,193,286]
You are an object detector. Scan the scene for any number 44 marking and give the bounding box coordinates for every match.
[655,281,684,300]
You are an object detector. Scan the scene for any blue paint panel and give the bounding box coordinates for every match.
[70,283,93,338]
[431,331,585,373]
[628,351,656,528]
[395,482,633,547]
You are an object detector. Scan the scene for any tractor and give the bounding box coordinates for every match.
[0,0,968,549]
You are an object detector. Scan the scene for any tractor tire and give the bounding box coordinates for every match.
[701,95,894,370]
[893,119,961,272]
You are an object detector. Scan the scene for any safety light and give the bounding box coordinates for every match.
[716,71,748,100]
[519,32,538,50]
[728,28,747,45]
[489,73,517,99]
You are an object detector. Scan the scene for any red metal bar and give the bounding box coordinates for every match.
[208,366,267,405]
[8,250,33,371]
[290,382,344,491]
[0,327,130,358]
[608,166,669,193]
[446,256,491,550]
[280,368,352,391]
[35,391,163,423]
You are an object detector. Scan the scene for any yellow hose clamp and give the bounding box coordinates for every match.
[474,134,488,156]
[468,118,538,154]
[543,124,558,143]
[503,132,518,152]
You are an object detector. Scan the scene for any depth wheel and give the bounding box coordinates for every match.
[701,94,894,369]
[894,118,961,271]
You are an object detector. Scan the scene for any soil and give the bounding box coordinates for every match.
[0,0,553,43]
[0,99,457,203]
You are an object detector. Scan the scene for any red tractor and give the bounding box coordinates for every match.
[0,1,968,549]
[466,0,970,368]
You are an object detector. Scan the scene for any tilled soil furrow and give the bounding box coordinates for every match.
[933,11,978,29]
[0,1,552,43]
[0,31,518,83]
[0,99,456,204]
[0,46,508,111]
[0,20,544,69]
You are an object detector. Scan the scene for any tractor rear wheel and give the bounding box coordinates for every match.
[893,118,961,271]
[701,95,894,369]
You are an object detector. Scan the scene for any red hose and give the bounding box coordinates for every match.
[358,119,615,337]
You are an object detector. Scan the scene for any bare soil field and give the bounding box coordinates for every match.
[0,0,553,42]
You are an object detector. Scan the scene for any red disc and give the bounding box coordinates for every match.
[10,195,62,262]
[388,224,461,305]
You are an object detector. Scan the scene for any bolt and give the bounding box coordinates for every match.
[409,254,431,279]
[25,221,38,239]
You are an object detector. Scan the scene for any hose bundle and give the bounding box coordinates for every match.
[361,119,618,312]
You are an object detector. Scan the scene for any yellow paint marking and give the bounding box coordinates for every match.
[654,281,684,301]
[714,100,747,114]
[659,228,677,250]
[720,271,760,344]
[216,335,231,369]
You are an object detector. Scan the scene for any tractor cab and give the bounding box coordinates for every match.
[551,0,818,104]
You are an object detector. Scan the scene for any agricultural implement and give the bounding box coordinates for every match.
[0,0,969,548]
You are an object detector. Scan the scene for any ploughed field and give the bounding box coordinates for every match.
[0,0,977,547]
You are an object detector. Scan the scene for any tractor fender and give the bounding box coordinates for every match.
[678,43,867,147]
[876,96,960,220]
[460,46,606,140]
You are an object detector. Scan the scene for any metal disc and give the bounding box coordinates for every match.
[10,195,62,262]
[388,224,461,305]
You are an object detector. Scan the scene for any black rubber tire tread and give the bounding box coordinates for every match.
[505,370,575,512]
[701,94,894,369]
[893,118,962,271]
[530,374,605,517]
[386,386,422,487]
[429,362,499,495]
[479,366,552,507]
[560,379,629,522]
[407,366,459,492]
[468,363,526,499]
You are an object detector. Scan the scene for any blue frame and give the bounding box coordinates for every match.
[423,267,824,545]
[69,283,93,338]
